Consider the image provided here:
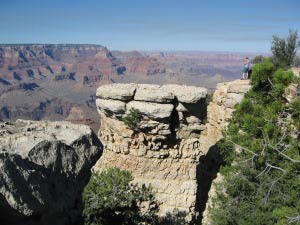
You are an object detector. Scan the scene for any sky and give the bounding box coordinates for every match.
[0,0,299,52]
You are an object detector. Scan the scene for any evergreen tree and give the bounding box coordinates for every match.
[271,30,299,68]
[210,59,300,225]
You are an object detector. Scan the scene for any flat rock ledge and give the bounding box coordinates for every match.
[0,119,103,225]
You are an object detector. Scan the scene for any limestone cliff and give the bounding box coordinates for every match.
[200,79,250,224]
[199,79,251,153]
[95,80,250,223]
[0,120,103,225]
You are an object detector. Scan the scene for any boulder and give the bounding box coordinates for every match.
[284,83,299,103]
[126,101,174,119]
[96,98,126,114]
[134,84,174,103]
[0,120,103,225]
[162,84,207,103]
[186,116,201,124]
[96,83,136,100]
[227,80,251,93]
[225,93,245,108]
[176,103,188,112]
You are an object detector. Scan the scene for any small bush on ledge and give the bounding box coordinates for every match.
[121,108,142,130]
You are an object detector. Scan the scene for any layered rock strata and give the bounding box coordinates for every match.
[95,80,251,223]
[95,83,207,221]
[199,79,251,153]
[0,120,103,225]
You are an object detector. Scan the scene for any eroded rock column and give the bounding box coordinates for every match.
[95,83,207,222]
[94,80,251,223]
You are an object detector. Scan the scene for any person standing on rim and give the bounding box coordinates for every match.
[242,57,250,80]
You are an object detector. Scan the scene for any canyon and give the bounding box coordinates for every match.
[0,44,255,131]
[0,79,250,225]
[0,44,255,224]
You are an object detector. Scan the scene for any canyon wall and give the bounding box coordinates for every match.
[94,80,250,223]
[199,79,251,224]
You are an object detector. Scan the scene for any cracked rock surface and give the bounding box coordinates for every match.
[0,119,103,225]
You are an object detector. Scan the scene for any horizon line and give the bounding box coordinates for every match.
[0,43,269,54]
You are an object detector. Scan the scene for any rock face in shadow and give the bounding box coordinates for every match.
[0,120,103,225]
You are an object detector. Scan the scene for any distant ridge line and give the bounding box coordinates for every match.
[0,44,105,48]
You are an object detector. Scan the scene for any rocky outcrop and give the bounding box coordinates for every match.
[199,79,251,153]
[284,83,299,103]
[0,120,103,225]
[95,80,250,223]
[200,79,251,225]
[95,83,207,222]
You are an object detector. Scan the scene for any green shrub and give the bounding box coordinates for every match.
[251,55,266,64]
[121,108,142,130]
[236,98,254,115]
[83,168,158,225]
[291,98,300,125]
[250,58,275,92]
[273,69,293,86]
[211,58,300,225]
[271,29,299,68]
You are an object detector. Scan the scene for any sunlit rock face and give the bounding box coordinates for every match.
[94,80,250,223]
[0,120,103,225]
[95,83,207,221]
[199,79,251,153]
[200,79,251,225]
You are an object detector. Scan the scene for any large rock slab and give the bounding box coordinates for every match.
[96,83,137,100]
[162,84,207,103]
[0,120,103,225]
[127,101,174,119]
[96,98,126,114]
[134,84,175,103]
[227,79,251,93]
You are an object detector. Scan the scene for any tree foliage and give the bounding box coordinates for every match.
[271,30,299,68]
[251,55,266,64]
[121,108,142,130]
[210,59,300,225]
[83,168,159,225]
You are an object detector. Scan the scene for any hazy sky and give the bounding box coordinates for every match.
[0,0,299,52]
